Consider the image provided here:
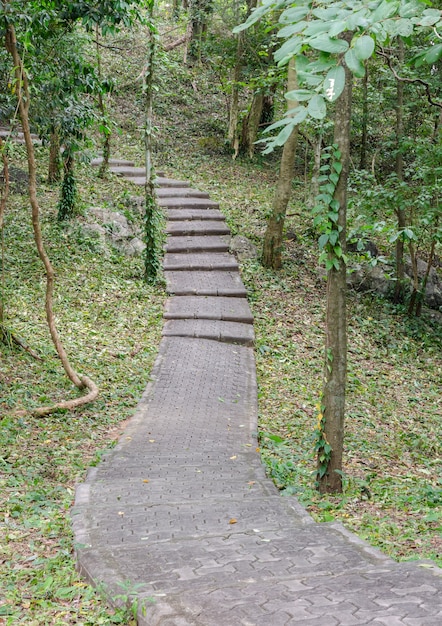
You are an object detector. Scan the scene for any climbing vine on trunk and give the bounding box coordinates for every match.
[5,22,99,417]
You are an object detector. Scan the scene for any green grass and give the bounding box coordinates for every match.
[1,16,441,624]
[1,148,165,623]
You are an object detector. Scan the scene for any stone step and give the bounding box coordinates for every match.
[164,253,238,271]
[162,319,255,346]
[166,208,225,221]
[0,128,39,141]
[156,187,210,199]
[110,166,146,177]
[166,220,230,237]
[157,177,191,188]
[165,270,247,297]
[159,197,219,209]
[164,296,253,323]
[91,157,135,167]
[165,235,230,254]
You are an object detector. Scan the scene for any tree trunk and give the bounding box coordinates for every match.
[359,66,368,169]
[5,22,98,415]
[318,56,353,495]
[262,59,299,269]
[96,26,111,179]
[48,128,61,183]
[0,136,9,325]
[57,152,77,220]
[393,39,406,304]
[240,91,263,158]
[228,0,258,151]
[188,0,212,63]
[144,2,160,283]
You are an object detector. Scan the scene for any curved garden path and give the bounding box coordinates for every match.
[72,160,442,625]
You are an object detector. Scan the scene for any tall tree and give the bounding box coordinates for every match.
[236,0,442,492]
[262,58,299,269]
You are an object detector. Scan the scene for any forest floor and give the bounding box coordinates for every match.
[1,20,441,626]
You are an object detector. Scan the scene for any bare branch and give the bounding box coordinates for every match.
[377,47,442,109]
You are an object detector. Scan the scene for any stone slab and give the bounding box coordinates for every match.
[159,197,220,209]
[166,220,230,236]
[163,295,253,323]
[110,166,146,176]
[91,157,135,166]
[163,253,238,271]
[165,235,230,253]
[162,319,254,345]
[165,270,247,297]
[157,177,191,188]
[157,187,210,198]
[166,208,225,221]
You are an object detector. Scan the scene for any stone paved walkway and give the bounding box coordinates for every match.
[73,161,442,625]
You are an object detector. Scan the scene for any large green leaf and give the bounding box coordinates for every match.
[279,5,310,24]
[274,37,303,63]
[354,35,375,61]
[345,49,365,77]
[323,66,346,102]
[308,94,327,119]
[278,21,308,38]
[370,0,400,23]
[309,34,349,54]
[285,89,313,102]
[425,43,442,64]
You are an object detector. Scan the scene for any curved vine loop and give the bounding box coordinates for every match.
[5,23,99,416]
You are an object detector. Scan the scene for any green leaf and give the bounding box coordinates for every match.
[370,0,400,23]
[285,89,313,102]
[417,10,441,27]
[425,43,442,64]
[304,21,331,37]
[279,6,310,24]
[344,49,366,78]
[278,22,308,38]
[333,161,343,174]
[308,94,327,119]
[353,35,375,61]
[309,34,349,54]
[328,20,347,38]
[233,0,281,33]
[323,66,345,102]
[318,234,329,249]
[274,37,303,64]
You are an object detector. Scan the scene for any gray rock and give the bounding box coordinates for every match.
[118,237,146,257]
[229,235,258,261]
[88,207,132,239]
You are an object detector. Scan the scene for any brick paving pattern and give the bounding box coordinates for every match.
[74,160,442,625]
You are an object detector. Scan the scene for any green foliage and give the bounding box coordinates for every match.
[144,192,162,283]
[236,0,442,151]
[313,144,347,271]
[57,165,78,221]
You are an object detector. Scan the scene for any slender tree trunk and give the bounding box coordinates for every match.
[262,59,299,269]
[240,91,264,158]
[144,1,160,282]
[57,152,77,220]
[96,26,111,179]
[5,23,98,416]
[318,56,353,494]
[0,137,9,325]
[228,0,257,151]
[48,128,61,183]
[228,34,243,147]
[394,39,406,304]
[360,67,368,169]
